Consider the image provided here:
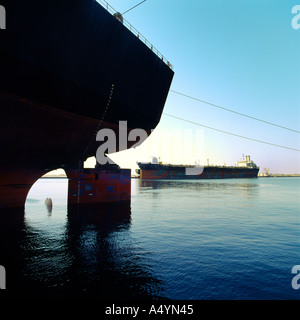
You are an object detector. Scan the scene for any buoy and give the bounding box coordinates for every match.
[45,197,53,213]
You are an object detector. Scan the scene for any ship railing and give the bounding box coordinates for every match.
[96,0,173,70]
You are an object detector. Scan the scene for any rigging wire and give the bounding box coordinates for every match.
[122,0,147,15]
[163,112,300,152]
[170,90,300,134]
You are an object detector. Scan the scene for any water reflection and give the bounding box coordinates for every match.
[138,179,259,199]
[0,208,27,299]
[67,202,132,231]
[0,203,166,300]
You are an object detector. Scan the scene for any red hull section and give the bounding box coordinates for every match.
[66,167,131,205]
[0,166,44,209]
[0,93,134,210]
[0,92,121,169]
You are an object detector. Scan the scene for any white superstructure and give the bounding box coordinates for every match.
[235,155,258,168]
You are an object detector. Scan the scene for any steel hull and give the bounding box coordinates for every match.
[0,0,174,209]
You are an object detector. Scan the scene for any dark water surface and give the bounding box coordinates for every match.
[0,177,299,300]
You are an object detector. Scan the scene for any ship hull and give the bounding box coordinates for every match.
[137,163,259,180]
[0,0,174,209]
[0,93,135,209]
[0,0,173,130]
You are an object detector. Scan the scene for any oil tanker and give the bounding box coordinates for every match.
[137,156,259,179]
[0,0,174,209]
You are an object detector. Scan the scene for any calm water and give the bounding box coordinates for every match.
[0,177,299,300]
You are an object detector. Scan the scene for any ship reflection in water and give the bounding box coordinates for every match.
[1,177,300,300]
[0,180,166,299]
[138,179,259,199]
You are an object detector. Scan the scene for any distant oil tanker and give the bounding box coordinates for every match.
[137,156,259,179]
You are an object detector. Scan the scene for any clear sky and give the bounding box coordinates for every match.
[91,0,300,174]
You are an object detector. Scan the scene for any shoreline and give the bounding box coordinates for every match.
[40,174,300,179]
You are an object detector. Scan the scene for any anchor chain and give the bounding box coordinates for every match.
[81,83,115,162]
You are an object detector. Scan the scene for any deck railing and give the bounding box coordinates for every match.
[96,0,173,70]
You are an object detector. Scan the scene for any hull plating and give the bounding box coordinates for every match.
[0,0,174,209]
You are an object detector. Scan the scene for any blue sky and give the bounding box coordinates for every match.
[96,0,300,174]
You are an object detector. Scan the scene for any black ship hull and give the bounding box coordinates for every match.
[0,0,174,209]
